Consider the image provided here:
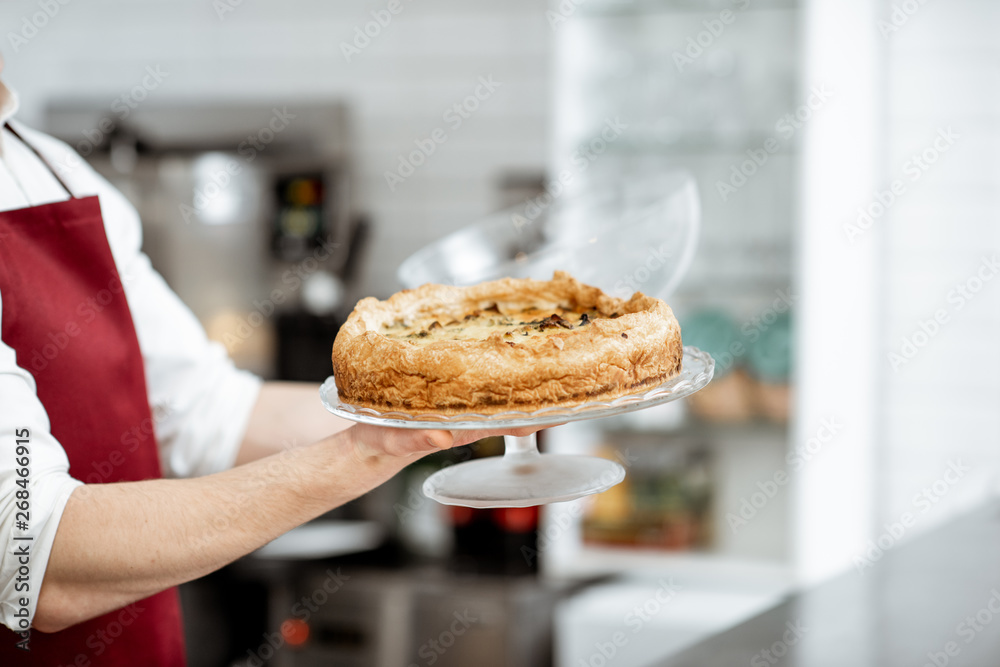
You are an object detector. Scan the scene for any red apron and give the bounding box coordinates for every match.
[0,125,186,665]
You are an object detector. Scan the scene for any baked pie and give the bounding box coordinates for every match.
[331,271,683,414]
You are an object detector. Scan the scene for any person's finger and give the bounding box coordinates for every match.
[422,429,455,451]
[351,424,448,458]
[447,425,548,448]
[349,423,561,459]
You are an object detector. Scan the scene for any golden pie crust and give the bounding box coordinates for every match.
[331,271,683,414]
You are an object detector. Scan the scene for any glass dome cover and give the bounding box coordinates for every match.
[397,170,700,301]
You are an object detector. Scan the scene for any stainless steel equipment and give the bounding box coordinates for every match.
[274,568,567,667]
[44,101,356,378]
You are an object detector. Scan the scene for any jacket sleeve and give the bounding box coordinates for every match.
[0,290,83,631]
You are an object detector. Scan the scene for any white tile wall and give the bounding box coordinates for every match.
[0,0,552,298]
[5,0,995,559]
[881,0,1000,529]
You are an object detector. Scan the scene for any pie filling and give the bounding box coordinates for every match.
[380,304,620,346]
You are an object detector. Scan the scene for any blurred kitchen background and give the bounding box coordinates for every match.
[3,0,998,665]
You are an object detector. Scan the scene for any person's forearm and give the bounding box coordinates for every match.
[33,425,437,633]
[236,381,353,465]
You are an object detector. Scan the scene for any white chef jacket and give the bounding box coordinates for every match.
[0,83,263,631]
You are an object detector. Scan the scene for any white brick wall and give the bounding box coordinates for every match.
[0,0,552,298]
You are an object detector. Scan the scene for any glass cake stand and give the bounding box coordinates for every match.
[320,346,714,508]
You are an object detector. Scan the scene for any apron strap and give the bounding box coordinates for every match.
[4,121,75,199]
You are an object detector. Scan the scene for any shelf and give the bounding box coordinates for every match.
[673,275,795,296]
[591,135,800,157]
[604,419,789,440]
[544,545,793,593]
[579,0,800,18]
[562,129,801,158]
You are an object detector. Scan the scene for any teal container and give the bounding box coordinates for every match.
[679,310,741,377]
[746,311,793,383]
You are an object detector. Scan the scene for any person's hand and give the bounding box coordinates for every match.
[348,423,539,462]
